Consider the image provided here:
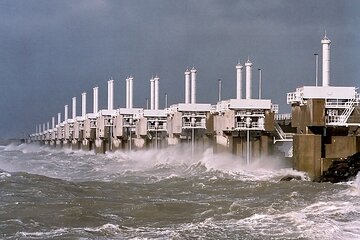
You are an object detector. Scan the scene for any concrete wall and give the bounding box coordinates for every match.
[291,99,325,133]
[214,133,273,160]
[325,135,358,159]
[293,134,322,179]
[168,112,182,134]
[264,111,274,132]
[307,99,325,126]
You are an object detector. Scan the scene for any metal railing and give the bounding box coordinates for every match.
[235,110,265,117]
[326,98,357,125]
[147,124,167,131]
[182,121,206,129]
[274,121,293,142]
[182,112,207,118]
[235,122,264,130]
[287,92,299,104]
[271,104,279,114]
[326,100,348,108]
[275,113,292,121]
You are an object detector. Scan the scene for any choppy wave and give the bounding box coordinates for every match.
[1,143,360,239]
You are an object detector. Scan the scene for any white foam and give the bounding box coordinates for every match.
[0,142,308,183]
[84,223,121,234]
[0,171,11,179]
[3,143,19,151]
[346,173,360,196]
[10,143,46,153]
[16,228,69,237]
[232,198,360,240]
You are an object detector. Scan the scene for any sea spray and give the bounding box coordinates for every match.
[1,143,360,239]
[0,143,306,182]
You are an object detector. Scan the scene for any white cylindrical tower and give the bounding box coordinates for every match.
[72,97,76,119]
[57,113,61,125]
[258,68,262,99]
[129,76,134,109]
[93,87,98,114]
[190,67,197,104]
[110,79,114,109]
[43,123,46,132]
[154,75,159,110]
[150,77,155,110]
[245,58,253,99]
[47,122,50,130]
[81,92,86,117]
[236,62,243,99]
[64,105,68,121]
[321,34,331,87]
[107,79,110,108]
[107,79,114,110]
[184,69,191,104]
[39,124,41,133]
[36,125,38,134]
[52,117,55,129]
[125,77,129,108]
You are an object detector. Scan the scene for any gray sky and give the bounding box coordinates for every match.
[0,0,359,138]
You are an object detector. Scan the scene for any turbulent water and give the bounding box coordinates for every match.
[1,144,360,239]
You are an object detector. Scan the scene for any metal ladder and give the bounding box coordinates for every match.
[274,121,293,142]
[339,98,356,124]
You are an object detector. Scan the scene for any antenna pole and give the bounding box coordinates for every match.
[218,79,222,101]
[258,69,262,99]
[314,53,319,86]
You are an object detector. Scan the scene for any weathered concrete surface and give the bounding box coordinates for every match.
[325,136,357,159]
[315,152,360,183]
[293,134,322,179]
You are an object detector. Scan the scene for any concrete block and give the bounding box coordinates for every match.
[171,112,182,134]
[307,99,325,126]
[223,110,235,131]
[114,115,123,137]
[325,135,357,159]
[137,118,147,136]
[264,111,274,131]
[293,134,322,179]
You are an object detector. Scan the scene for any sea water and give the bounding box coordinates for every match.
[0,143,360,239]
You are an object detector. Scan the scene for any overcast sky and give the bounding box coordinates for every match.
[0,0,359,138]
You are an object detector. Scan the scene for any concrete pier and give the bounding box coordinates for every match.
[28,34,360,180]
[212,98,278,163]
[166,103,213,153]
[288,86,360,179]
[28,71,285,164]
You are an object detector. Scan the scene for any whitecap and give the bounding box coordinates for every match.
[83,223,121,235]
[16,228,69,237]
[0,171,11,178]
